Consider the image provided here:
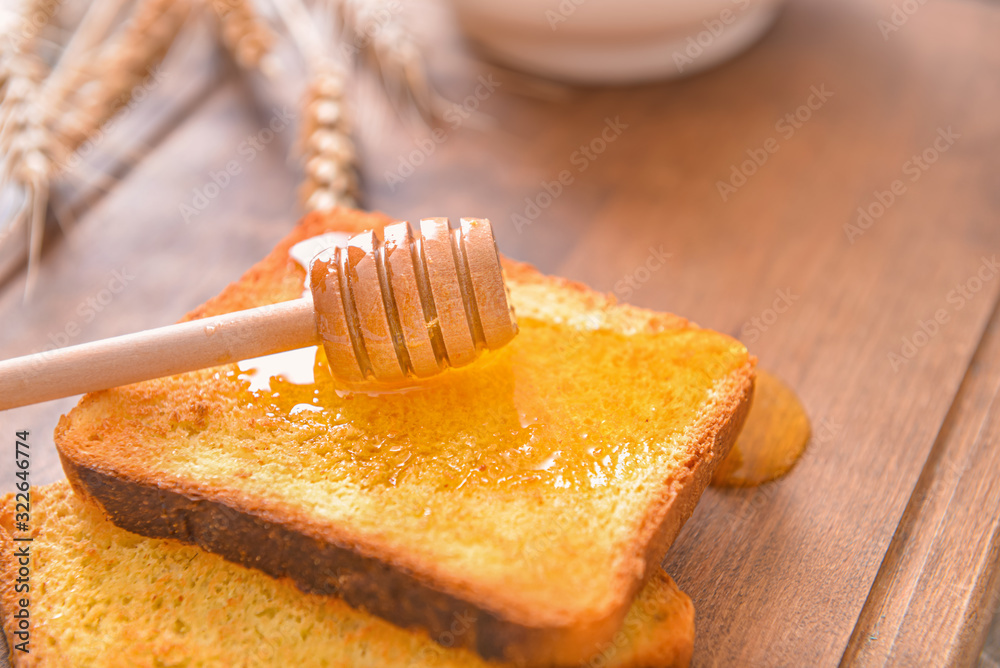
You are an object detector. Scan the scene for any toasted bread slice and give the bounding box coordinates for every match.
[1,481,693,667]
[54,208,754,665]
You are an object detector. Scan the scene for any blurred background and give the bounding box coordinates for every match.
[1,0,999,665]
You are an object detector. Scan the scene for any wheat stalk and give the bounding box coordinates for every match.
[207,0,278,73]
[0,56,60,296]
[1,0,59,150]
[2,0,433,290]
[272,0,359,210]
[0,0,192,295]
[0,0,66,295]
[3,0,64,52]
[37,0,130,125]
[337,0,443,124]
[54,0,193,152]
[299,64,359,210]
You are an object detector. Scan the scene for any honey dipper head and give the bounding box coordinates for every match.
[309,218,518,384]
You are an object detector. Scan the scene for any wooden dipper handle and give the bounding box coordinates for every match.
[0,218,517,409]
[0,300,318,411]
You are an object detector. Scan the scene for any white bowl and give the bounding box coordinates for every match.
[448,0,783,84]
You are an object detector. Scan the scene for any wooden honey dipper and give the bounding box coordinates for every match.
[0,218,517,411]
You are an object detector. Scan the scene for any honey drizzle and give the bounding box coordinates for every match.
[238,235,776,493]
[230,321,750,492]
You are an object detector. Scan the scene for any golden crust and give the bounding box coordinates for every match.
[53,207,754,666]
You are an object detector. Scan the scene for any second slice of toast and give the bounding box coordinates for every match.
[55,208,754,666]
[1,481,694,667]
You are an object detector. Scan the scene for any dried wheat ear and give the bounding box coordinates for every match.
[209,0,278,72]
[339,0,442,122]
[299,65,360,211]
[55,0,193,151]
[0,0,195,294]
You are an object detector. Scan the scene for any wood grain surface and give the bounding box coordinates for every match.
[2,0,1000,665]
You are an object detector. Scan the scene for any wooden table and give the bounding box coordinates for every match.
[2,0,999,665]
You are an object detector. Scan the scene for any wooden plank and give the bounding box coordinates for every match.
[981,617,1000,668]
[843,292,1000,665]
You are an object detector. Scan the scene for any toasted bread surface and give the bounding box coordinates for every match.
[54,208,754,665]
[0,481,693,667]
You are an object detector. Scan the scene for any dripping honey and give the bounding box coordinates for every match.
[711,370,810,487]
